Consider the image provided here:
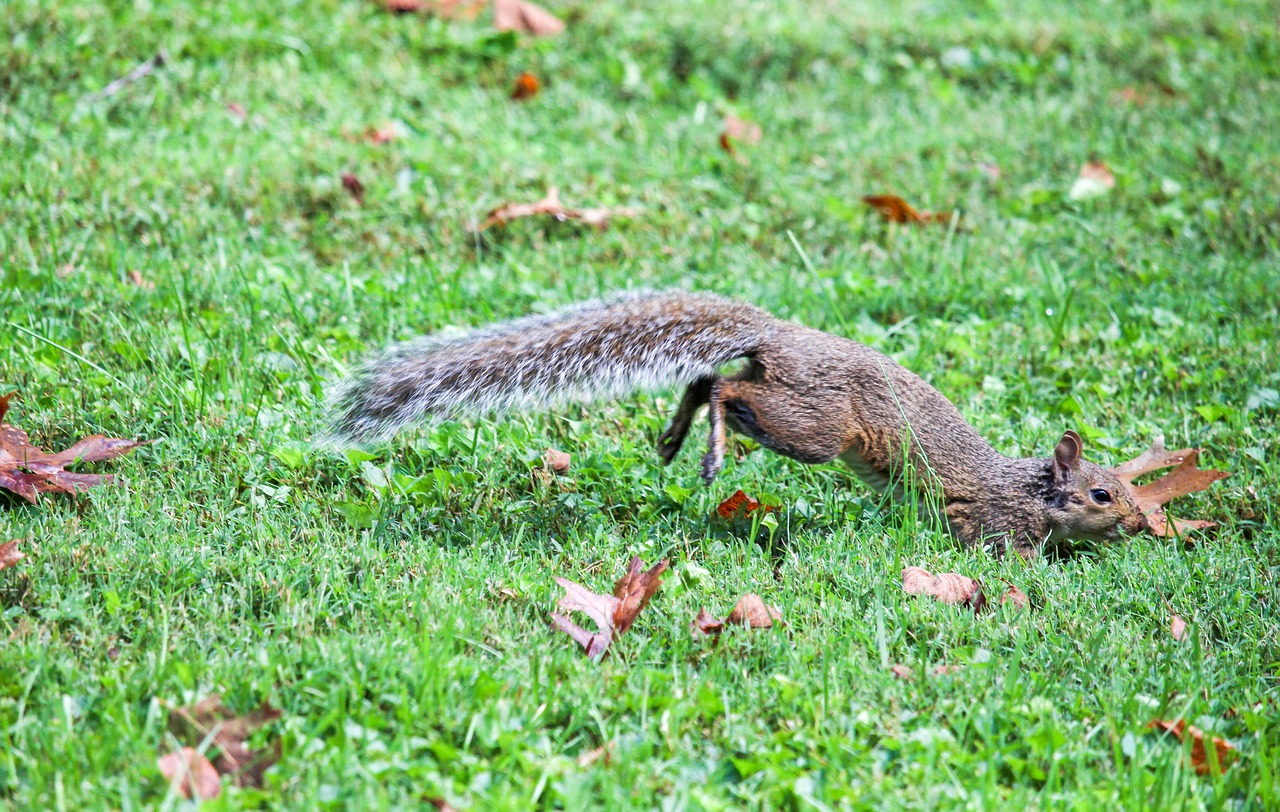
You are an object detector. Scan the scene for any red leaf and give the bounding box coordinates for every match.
[341,173,365,205]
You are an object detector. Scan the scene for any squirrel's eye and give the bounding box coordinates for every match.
[1090,488,1113,504]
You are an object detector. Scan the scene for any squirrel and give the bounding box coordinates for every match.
[327,290,1148,558]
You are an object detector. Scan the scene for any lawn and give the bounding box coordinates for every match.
[2,0,1278,807]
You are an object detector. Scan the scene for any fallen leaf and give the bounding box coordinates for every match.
[1171,614,1187,641]
[0,416,148,503]
[1001,584,1029,610]
[725,593,783,628]
[384,0,425,12]
[577,741,614,768]
[341,173,366,205]
[128,270,155,290]
[436,0,486,19]
[364,125,399,144]
[715,489,778,519]
[902,566,986,612]
[719,115,762,162]
[226,102,248,121]
[542,448,570,473]
[493,0,564,36]
[1109,439,1229,537]
[691,593,784,636]
[1069,160,1116,200]
[890,664,914,680]
[932,664,965,676]
[511,71,541,101]
[165,695,283,789]
[426,799,460,812]
[478,188,638,231]
[691,607,724,636]
[158,747,222,800]
[0,391,12,423]
[862,194,953,225]
[0,540,24,571]
[1147,719,1238,775]
[551,557,669,659]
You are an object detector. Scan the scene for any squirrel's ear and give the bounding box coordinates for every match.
[1053,430,1083,483]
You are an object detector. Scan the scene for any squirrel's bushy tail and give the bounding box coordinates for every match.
[326,290,773,444]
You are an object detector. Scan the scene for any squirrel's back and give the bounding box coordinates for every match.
[328,290,776,443]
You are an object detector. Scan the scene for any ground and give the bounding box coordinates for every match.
[1,0,1278,808]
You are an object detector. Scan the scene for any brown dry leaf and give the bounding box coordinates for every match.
[158,747,222,800]
[384,0,425,12]
[226,102,248,121]
[551,557,669,659]
[1109,439,1229,538]
[341,173,365,205]
[1069,160,1116,200]
[0,391,12,423]
[0,414,148,503]
[511,71,541,101]
[543,448,570,473]
[690,607,724,636]
[427,799,460,812]
[1171,614,1188,641]
[862,194,953,225]
[902,566,986,612]
[889,664,914,680]
[692,593,784,637]
[478,188,638,231]
[933,664,965,676]
[0,540,25,572]
[493,0,564,36]
[1148,719,1238,775]
[725,594,783,628]
[1001,584,1030,610]
[165,695,283,789]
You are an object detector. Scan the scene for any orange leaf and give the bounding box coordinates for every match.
[724,593,783,628]
[0,390,12,423]
[158,747,222,800]
[493,0,564,36]
[714,488,777,520]
[0,539,24,572]
[902,566,986,612]
[1148,719,1238,775]
[511,71,541,100]
[862,194,954,226]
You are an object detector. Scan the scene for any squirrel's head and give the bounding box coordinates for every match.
[1044,430,1148,542]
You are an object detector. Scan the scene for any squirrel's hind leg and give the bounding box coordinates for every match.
[700,380,728,483]
[657,376,715,465]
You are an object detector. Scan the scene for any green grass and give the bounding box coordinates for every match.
[2,0,1279,807]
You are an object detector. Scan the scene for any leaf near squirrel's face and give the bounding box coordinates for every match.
[1109,439,1229,538]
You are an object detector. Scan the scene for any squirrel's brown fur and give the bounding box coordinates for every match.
[329,291,1147,558]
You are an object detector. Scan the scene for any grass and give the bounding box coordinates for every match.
[2,0,1279,807]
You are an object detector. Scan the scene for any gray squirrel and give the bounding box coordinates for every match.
[328,290,1147,558]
